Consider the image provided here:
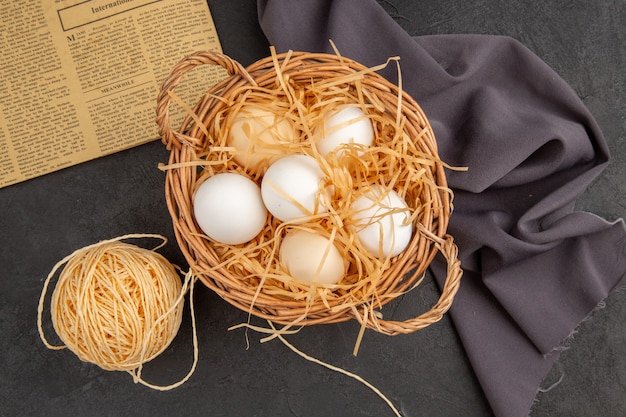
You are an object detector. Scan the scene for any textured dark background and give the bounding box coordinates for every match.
[1,1,624,416]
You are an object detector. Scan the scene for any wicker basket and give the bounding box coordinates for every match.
[156,50,462,336]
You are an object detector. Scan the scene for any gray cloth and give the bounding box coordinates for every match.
[257,1,626,416]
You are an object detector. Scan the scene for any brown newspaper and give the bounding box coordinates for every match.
[0,0,227,188]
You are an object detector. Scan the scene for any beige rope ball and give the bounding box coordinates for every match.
[37,234,195,389]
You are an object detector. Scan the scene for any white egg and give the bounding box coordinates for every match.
[193,173,267,245]
[350,185,413,258]
[261,154,329,223]
[279,229,346,285]
[316,105,375,156]
[227,105,294,172]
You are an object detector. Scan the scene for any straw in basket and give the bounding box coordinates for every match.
[155,49,462,338]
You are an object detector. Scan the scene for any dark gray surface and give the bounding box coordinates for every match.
[1,1,624,416]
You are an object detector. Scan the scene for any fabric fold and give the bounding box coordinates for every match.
[257,1,626,416]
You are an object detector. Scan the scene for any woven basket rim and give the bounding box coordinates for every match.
[156,49,462,336]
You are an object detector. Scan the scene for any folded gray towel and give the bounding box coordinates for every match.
[257,1,626,416]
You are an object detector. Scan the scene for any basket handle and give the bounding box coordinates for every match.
[355,226,463,337]
[156,51,256,150]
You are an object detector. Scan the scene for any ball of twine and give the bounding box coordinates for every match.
[37,234,198,390]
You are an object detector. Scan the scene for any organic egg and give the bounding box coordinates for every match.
[227,104,294,172]
[261,154,329,223]
[350,185,413,258]
[193,173,267,245]
[279,229,346,285]
[316,105,375,156]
